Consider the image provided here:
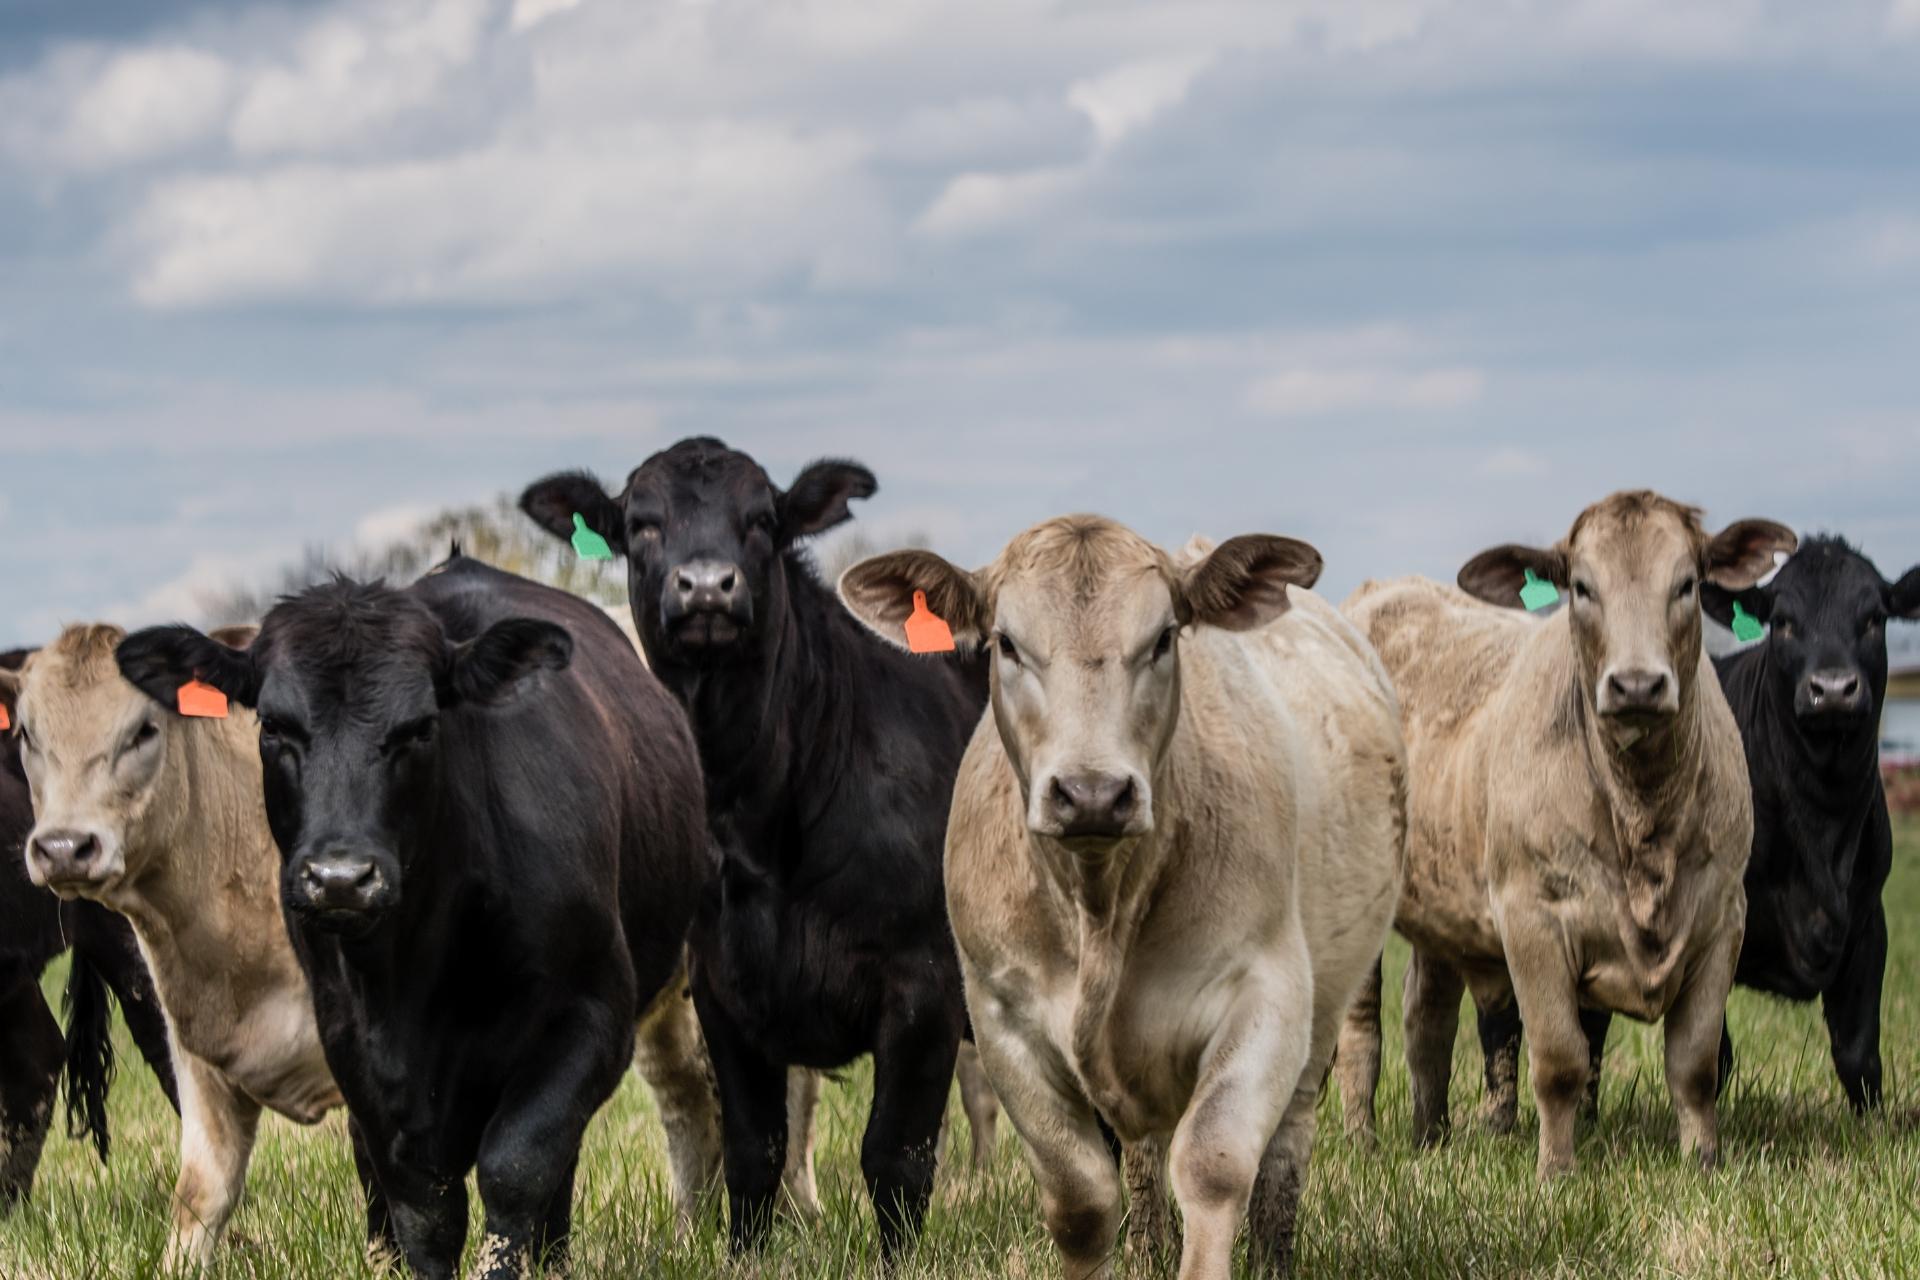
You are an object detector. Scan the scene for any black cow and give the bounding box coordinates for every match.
[116,557,713,1280]
[521,438,988,1258]
[1473,537,1920,1117]
[0,649,176,1207]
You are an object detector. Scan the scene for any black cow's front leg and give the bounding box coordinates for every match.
[1823,901,1886,1112]
[349,1115,402,1272]
[693,984,789,1254]
[375,1147,469,1280]
[473,1007,625,1279]
[0,976,63,1209]
[863,995,962,1261]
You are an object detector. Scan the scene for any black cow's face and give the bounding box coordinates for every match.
[520,437,876,670]
[1706,538,1920,736]
[115,584,571,936]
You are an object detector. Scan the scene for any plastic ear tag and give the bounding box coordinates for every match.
[177,680,229,719]
[571,513,613,561]
[1519,568,1560,612]
[0,704,10,731]
[904,591,955,654]
[1730,601,1765,644]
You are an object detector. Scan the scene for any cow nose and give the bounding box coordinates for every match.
[1047,772,1138,840]
[1604,668,1670,713]
[671,560,743,614]
[1804,669,1864,713]
[300,854,384,912]
[30,829,99,874]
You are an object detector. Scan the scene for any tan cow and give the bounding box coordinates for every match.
[1337,491,1794,1179]
[841,517,1404,1280]
[0,624,723,1269]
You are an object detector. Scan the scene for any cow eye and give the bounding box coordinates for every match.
[1863,612,1886,636]
[385,718,436,753]
[1774,618,1795,641]
[995,633,1021,667]
[1152,626,1177,662]
[258,715,296,745]
[1573,580,1595,603]
[628,518,660,542]
[1673,577,1696,601]
[131,720,159,749]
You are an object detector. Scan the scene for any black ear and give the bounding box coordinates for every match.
[446,618,573,707]
[1458,543,1568,609]
[116,625,260,711]
[1705,519,1796,589]
[780,460,876,542]
[1889,566,1920,621]
[1180,535,1323,631]
[1701,582,1770,629]
[520,471,624,556]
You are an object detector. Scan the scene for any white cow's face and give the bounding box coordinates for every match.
[840,515,1322,857]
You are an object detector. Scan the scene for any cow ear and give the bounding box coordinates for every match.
[1889,565,1920,620]
[839,549,989,650]
[1458,543,1568,609]
[1705,519,1796,590]
[1701,582,1770,629]
[1180,535,1323,631]
[0,668,18,731]
[520,471,624,557]
[116,625,260,711]
[445,618,573,707]
[780,460,876,542]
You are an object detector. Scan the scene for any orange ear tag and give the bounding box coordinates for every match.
[0,704,10,731]
[903,590,955,654]
[177,680,230,719]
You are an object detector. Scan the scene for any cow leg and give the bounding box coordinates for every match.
[1403,947,1465,1148]
[1501,912,1589,1179]
[162,1048,263,1269]
[1250,972,1346,1278]
[1122,1136,1176,1267]
[1171,963,1312,1280]
[691,982,788,1254]
[1469,982,1521,1137]
[1823,901,1886,1112]
[862,999,961,1260]
[955,1040,1001,1172]
[378,1157,469,1280]
[783,1068,823,1220]
[1662,936,1737,1171]
[472,1006,626,1280]
[0,976,62,1211]
[350,1115,402,1274]
[73,904,178,1111]
[631,975,723,1231]
[1332,954,1383,1147]
[1578,1008,1612,1121]
[533,1153,580,1276]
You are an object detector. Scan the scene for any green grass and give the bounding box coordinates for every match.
[5,821,1918,1278]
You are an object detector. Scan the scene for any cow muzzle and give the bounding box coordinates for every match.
[1597,665,1679,720]
[24,826,121,896]
[662,559,752,653]
[1031,769,1152,846]
[289,850,396,925]
[1796,668,1868,726]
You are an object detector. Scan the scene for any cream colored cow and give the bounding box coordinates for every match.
[842,517,1404,1280]
[1338,490,1794,1178]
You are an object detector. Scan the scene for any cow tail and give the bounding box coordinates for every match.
[61,947,118,1163]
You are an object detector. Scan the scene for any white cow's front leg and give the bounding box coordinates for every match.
[162,1046,262,1270]
[1170,956,1312,1280]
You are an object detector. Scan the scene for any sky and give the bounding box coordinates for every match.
[2,0,1919,646]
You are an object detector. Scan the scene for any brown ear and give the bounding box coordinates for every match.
[839,549,989,650]
[1458,543,1568,609]
[1180,535,1323,631]
[1705,520,1796,590]
[208,624,260,650]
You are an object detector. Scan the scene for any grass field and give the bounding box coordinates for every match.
[3,822,1916,1279]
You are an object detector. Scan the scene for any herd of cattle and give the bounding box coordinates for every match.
[0,435,1914,1280]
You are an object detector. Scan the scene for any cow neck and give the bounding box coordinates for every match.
[1747,644,1883,805]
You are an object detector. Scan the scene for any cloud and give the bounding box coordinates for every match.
[1476,447,1550,478]
[1889,0,1920,36]
[1244,366,1486,417]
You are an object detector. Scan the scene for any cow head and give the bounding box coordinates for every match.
[1459,491,1795,745]
[520,437,875,670]
[1,625,253,900]
[841,516,1320,857]
[1703,536,1920,735]
[117,583,571,934]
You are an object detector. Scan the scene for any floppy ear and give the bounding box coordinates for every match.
[1700,582,1771,629]
[781,460,877,542]
[1705,519,1795,589]
[116,625,260,711]
[1889,565,1920,620]
[446,618,573,707]
[519,471,625,556]
[839,549,989,650]
[1458,543,1568,609]
[1181,535,1323,631]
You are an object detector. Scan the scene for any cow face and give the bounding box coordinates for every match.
[520,437,875,669]
[117,587,571,934]
[1,626,224,900]
[1459,491,1795,745]
[1704,537,1920,734]
[841,517,1321,855]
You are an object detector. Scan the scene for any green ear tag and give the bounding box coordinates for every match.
[1519,568,1560,612]
[1730,600,1764,644]
[571,513,613,561]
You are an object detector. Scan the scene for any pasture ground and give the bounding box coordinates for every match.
[3,819,1917,1278]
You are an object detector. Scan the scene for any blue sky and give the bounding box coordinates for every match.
[3,0,1919,644]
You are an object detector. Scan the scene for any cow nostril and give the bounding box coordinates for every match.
[719,571,736,594]
[1111,778,1137,823]
[675,571,695,595]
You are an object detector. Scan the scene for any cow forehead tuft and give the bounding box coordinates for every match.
[1566,489,1706,550]
[989,515,1174,602]
[262,581,444,673]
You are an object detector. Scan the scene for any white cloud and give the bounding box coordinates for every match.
[1887,0,1920,35]
[98,547,297,627]
[1067,54,1212,149]
[353,503,433,548]
[1244,365,1486,416]
[1476,447,1550,477]
[59,47,235,169]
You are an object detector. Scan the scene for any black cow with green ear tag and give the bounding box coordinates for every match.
[520,438,993,1260]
